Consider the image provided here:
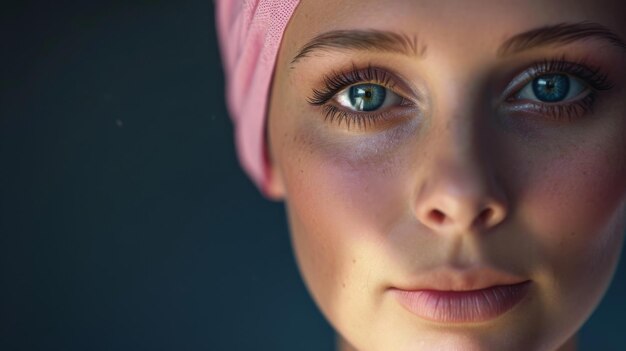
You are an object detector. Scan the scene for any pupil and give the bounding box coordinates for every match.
[532,74,569,103]
[348,84,386,111]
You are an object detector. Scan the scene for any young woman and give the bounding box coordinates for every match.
[216,1,626,350]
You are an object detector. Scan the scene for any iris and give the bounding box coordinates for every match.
[348,84,386,111]
[532,74,570,102]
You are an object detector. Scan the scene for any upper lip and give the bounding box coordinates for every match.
[390,266,529,292]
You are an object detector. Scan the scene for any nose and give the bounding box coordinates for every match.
[414,123,508,234]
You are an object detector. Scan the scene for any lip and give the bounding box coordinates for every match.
[389,267,531,323]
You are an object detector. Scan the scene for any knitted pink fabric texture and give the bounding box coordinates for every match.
[215,0,300,195]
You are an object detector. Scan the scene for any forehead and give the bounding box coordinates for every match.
[286,0,626,59]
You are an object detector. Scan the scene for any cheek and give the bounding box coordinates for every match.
[517,126,626,310]
[519,101,626,245]
[523,135,625,249]
[283,122,418,236]
[279,122,416,319]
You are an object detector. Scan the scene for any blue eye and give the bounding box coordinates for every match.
[335,83,402,112]
[350,84,385,111]
[532,74,569,102]
[517,74,586,103]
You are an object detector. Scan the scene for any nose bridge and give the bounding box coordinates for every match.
[414,97,507,234]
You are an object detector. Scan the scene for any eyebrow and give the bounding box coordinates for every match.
[290,29,426,65]
[497,21,626,56]
[290,22,626,66]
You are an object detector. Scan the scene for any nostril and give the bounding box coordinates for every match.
[428,209,446,224]
[475,208,494,227]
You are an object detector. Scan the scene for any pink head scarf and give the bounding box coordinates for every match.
[215,0,301,195]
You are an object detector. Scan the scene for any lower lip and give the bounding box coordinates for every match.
[390,281,531,323]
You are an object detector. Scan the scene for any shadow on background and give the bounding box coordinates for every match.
[0,1,623,350]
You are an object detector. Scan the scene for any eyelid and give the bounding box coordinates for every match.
[496,58,614,122]
[501,58,612,101]
[515,74,587,102]
[307,65,422,131]
[308,64,421,107]
[334,84,405,112]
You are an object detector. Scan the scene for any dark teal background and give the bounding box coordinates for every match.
[0,2,624,350]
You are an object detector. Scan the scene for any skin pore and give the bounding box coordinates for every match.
[265,0,626,350]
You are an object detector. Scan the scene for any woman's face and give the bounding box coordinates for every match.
[266,0,626,350]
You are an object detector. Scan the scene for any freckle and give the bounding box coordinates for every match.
[342,282,346,288]
[570,232,575,237]
[352,258,356,264]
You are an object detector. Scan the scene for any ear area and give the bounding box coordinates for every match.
[263,105,286,201]
[263,158,286,201]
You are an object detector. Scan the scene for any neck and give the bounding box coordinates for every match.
[336,333,578,351]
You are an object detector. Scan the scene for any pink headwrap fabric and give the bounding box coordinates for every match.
[215,0,301,195]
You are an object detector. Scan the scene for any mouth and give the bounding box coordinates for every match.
[389,280,532,323]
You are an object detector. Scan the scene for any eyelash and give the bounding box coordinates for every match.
[507,57,613,121]
[307,58,613,128]
[307,64,412,129]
